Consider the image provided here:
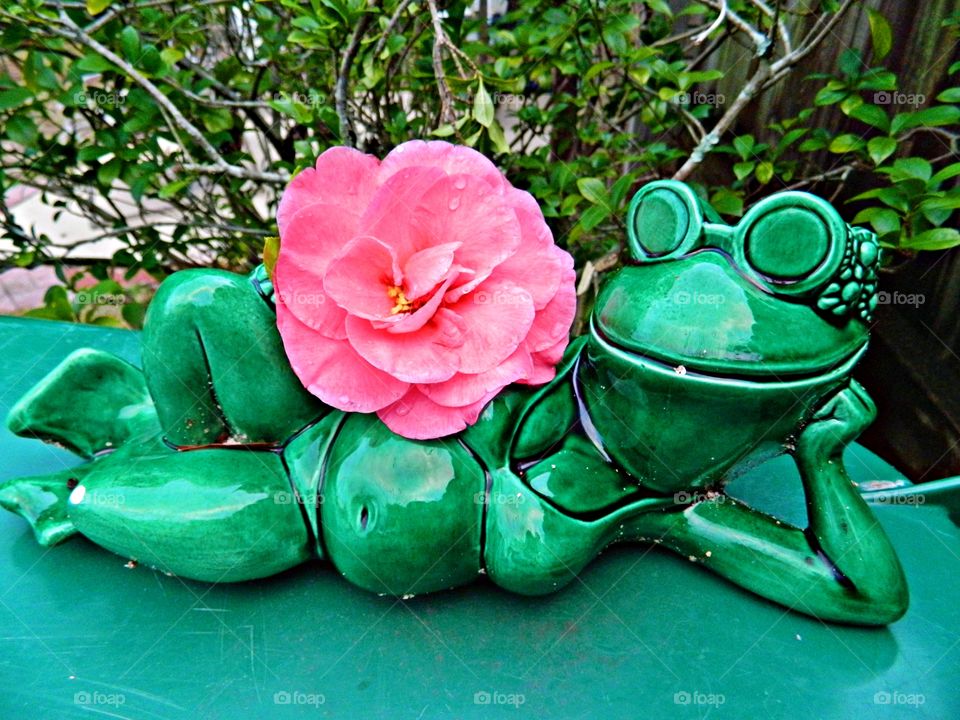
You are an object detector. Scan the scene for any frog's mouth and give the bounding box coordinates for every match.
[590,321,868,385]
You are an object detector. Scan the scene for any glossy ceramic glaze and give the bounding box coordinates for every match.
[0,180,908,625]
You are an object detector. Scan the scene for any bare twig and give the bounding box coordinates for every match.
[673,0,857,181]
[336,3,376,147]
[426,0,457,125]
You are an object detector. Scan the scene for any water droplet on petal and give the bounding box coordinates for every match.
[453,177,467,190]
[395,403,411,416]
[448,196,460,211]
[339,394,350,405]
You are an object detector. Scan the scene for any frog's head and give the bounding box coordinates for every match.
[593,180,881,378]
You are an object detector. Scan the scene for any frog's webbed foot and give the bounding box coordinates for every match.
[7,348,158,457]
[629,381,908,625]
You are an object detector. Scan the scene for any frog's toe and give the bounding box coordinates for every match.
[7,349,159,457]
[0,467,86,546]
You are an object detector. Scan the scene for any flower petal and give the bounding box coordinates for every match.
[278,147,380,235]
[276,309,408,413]
[359,165,448,261]
[403,241,460,300]
[378,140,508,193]
[323,236,401,320]
[345,309,463,384]
[485,189,567,309]
[448,279,536,374]
[523,253,576,353]
[377,386,496,440]
[419,347,532,408]
[410,174,522,298]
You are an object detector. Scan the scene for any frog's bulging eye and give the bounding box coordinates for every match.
[627,181,703,261]
[733,192,847,297]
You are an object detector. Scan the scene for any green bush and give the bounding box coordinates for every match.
[0,0,957,327]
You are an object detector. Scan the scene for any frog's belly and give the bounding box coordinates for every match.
[317,413,485,596]
[579,333,865,493]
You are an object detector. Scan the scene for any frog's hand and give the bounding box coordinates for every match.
[7,348,158,458]
[628,381,908,626]
[0,466,91,546]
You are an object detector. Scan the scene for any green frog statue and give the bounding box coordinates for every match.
[0,180,908,625]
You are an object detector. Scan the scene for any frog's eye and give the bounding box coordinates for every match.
[626,181,703,262]
[733,191,847,296]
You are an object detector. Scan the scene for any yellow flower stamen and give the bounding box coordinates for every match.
[387,285,415,315]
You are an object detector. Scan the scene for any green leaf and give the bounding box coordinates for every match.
[867,9,892,61]
[903,227,960,251]
[732,135,754,159]
[889,157,932,182]
[5,115,37,146]
[0,87,32,110]
[755,161,774,184]
[157,177,192,199]
[120,27,140,61]
[473,77,494,128]
[86,0,112,14]
[75,54,114,73]
[867,136,897,166]
[579,204,610,231]
[577,177,609,205]
[919,195,960,213]
[486,119,511,154]
[709,188,744,217]
[733,161,755,181]
[97,157,122,186]
[892,106,960,134]
[828,134,864,153]
[644,0,672,16]
[852,207,900,235]
[848,103,889,131]
[931,162,960,186]
[937,87,960,102]
[263,236,280,281]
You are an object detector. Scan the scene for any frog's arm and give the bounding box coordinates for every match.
[630,380,908,625]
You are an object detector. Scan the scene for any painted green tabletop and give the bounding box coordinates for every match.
[0,316,957,719]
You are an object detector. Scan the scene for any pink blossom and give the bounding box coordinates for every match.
[274,140,576,439]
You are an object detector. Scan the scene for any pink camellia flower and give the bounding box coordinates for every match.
[274,140,576,440]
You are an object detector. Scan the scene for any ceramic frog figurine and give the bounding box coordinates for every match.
[0,181,908,625]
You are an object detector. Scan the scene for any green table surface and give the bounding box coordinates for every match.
[0,316,958,719]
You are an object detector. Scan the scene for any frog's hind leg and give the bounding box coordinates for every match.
[141,269,325,447]
[4,349,156,546]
